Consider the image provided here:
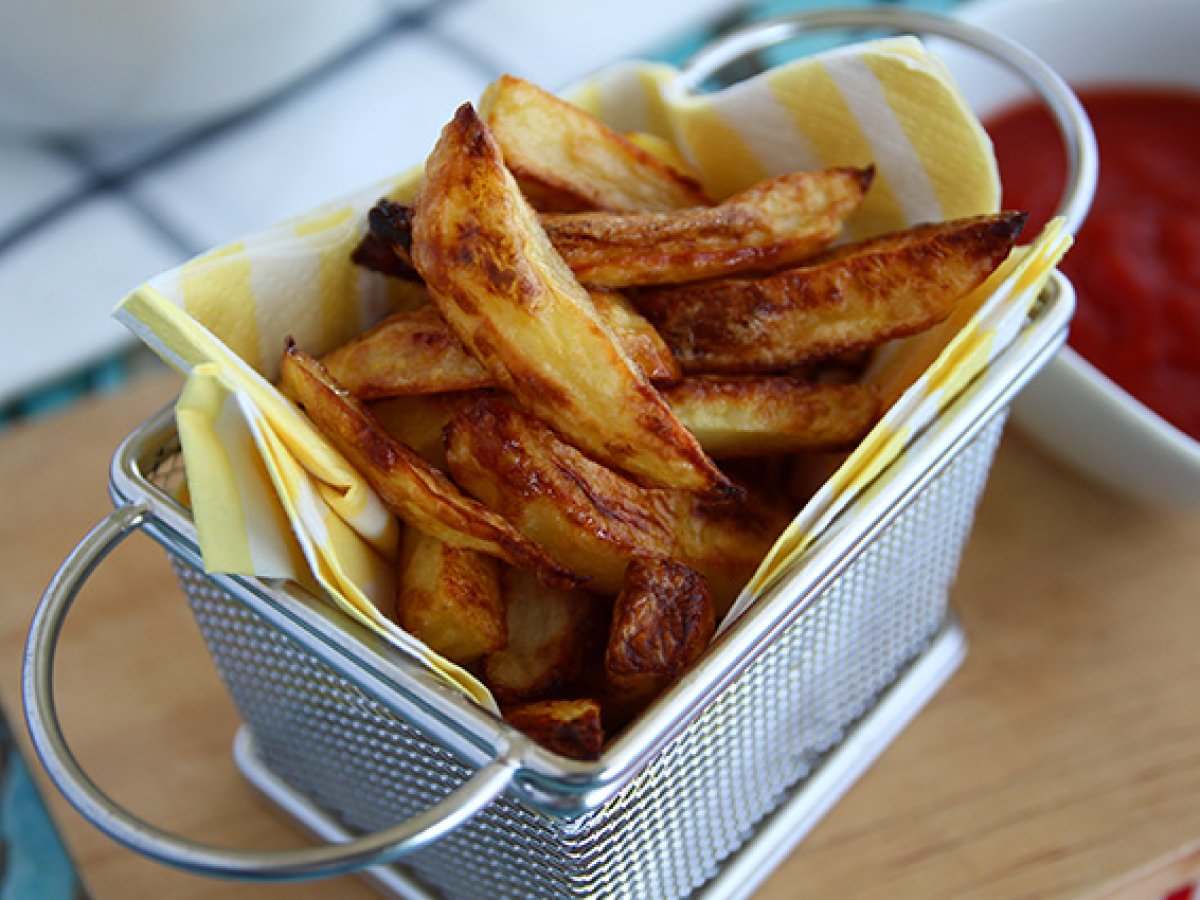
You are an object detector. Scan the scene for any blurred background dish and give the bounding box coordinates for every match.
[0,0,390,136]
[944,0,1200,508]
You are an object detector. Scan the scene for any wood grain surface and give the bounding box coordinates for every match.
[1,367,1198,900]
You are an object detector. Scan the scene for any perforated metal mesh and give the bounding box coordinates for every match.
[166,413,1004,899]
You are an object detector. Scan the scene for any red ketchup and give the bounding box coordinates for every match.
[985,88,1200,441]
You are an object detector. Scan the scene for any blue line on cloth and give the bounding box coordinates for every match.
[0,355,135,430]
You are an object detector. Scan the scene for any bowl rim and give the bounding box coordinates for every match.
[1054,347,1200,464]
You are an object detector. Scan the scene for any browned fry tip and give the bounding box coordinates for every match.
[502,698,604,760]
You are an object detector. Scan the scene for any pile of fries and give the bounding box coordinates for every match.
[280,75,1023,759]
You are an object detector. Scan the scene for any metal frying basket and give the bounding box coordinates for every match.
[23,8,1095,899]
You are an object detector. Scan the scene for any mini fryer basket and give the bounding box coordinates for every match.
[23,8,1095,898]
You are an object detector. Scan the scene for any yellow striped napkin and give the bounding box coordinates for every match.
[114,36,1068,707]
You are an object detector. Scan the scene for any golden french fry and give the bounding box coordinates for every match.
[478,74,712,212]
[671,485,794,617]
[502,698,604,760]
[322,306,493,399]
[279,344,580,589]
[323,291,678,399]
[635,212,1026,373]
[484,567,605,703]
[588,288,681,384]
[396,527,505,664]
[664,376,880,457]
[411,103,735,498]
[364,166,869,290]
[371,392,478,470]
[605,556,715,718]
[444,395,677,596]
[541,167,873,288]
[325,77,1023,729]
[445,394,792,609]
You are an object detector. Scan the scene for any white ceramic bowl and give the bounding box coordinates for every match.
[0,0,387,135]
[940,0,1200,508]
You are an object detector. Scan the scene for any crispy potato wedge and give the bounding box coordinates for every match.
[445,395,678,596]
[444,394,792,608]
[502,698,604,760]
[635,212,1026,373]
[396,527,505,664]
[664,376,880,457]
[364,166,868,289]
[587,288,681,383]
[411,103,735,498]
[605,557,715,711]
[323,291,678,398]
[371,392,479,470]
[322,306,493,398]
[484,567,605,703]
[541,167,872,288]
[477,74,712,212]
[671,485,794,617]
[279,345,579,589]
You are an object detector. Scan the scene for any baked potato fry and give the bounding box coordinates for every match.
[484,567,605,703]
[664,376,880,458]
[587,288,681,383]
[477,74,712,212]
[279,344,580,589]
[411,103,734,498]
[323,290,678,398]
[444,395,677,596]
[541,167,872,288]
[605,557,715,712]
[444,394,795,609]
[636,212,1026,373]
[363,165,869,290]
[371,392,479,470]
[396,527,505,664]
[671,486,794,616]
[502,698,604,761]
[322,305,493,398]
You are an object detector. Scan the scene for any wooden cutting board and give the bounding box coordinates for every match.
[1,367,1198,900]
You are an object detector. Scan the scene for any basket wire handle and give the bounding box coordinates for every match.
[22,504,518,881]
[677,6,1098,235]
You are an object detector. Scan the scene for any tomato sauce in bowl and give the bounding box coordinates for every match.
[986,88,1200,441]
